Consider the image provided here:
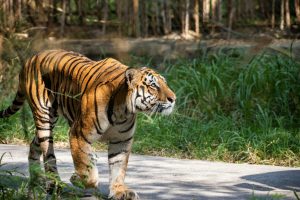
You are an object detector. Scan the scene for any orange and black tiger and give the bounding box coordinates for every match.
[0,49,176,199]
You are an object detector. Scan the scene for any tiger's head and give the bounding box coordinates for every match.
[125,67,176,115]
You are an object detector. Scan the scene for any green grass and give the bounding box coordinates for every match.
[0,50,300,167]
[133,51,300,166]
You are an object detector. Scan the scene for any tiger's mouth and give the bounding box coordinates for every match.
[135,101,174,115]
[155,102,175,115]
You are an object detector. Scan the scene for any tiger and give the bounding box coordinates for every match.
[0,49,176,199]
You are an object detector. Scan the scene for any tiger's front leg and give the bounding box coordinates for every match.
[69,122,99,188]
[108,137,139,200]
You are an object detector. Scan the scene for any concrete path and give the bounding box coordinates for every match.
[0,144,299,200]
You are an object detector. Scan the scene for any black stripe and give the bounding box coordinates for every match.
[36,127,51,131]
[32,55,51,112]
[109,137,133,145]
[6,108,16,115]
[119,121,135,133]
[81,58,109,93]
[94,70,125,89]
[93,87,104,132]
[12,99,24,106]
[38,136,53,143]
[93,120,103,134]
[79,131,92,145]
[108,150,128,159]
[115,119,127,125]
[46,154,56,159]
[82,62,116,94]
[75,62,92,85]
[107,94,115,125]
[57,55,78,89]
[29,157,40,161]
[93,64,120,85]
[109,160,122,165]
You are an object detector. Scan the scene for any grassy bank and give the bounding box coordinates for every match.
[134,51,300,166]
[0,50,300,167]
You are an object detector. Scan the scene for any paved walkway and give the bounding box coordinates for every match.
[0,144,299,200]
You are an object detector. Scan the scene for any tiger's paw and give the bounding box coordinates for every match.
[109,184,139,200]
[70,173,99,189]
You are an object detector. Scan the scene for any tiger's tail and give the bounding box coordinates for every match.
[0,86,26,118]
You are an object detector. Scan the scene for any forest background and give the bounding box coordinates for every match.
[0,0,300,168]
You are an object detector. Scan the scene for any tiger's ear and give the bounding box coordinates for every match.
[125,68,138,88]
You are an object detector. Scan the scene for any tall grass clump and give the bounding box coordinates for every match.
[134,51,300,166]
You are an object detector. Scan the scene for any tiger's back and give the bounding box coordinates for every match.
[21,49,128,125]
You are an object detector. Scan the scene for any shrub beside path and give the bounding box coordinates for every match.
[0,144,299,200]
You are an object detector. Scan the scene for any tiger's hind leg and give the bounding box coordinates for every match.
[28,109,59,194]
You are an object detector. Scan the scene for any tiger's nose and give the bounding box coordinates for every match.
[167,96,176,103]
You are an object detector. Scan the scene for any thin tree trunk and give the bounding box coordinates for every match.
[77,0,84,25]
[140,0,148,37]
[8,0,14,31]
[227,0,235,39]
[280,0,285,30]
[124,0,131,36]
[162,0,167,34]
[14,0,22,21]
[116,0,122,35]
[203,0,210,23]
[155,1,160,35]
[60,0,66,37]
[271,0,275,29]
[217,0,222,22]
[295,0,300,24]
[52,0,59,24]
[194,0,200,36]
[285,0,291,29]
[184,0,190,36]
[133,0,140,37]
[180,0,185,35]
[211,0,218,33]
[102,0,108,34]
[165,0,172,34]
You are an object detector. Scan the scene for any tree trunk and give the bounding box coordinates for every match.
[155,1,160,35]
[140,0,148,37]
[280,0,285,30]
[116,0,122,35]
[77,0,84,25]
[271,0,275,29]
[60,0,66,37]
[150,1,159,36]
[227,0,235,39]
[14,0,22,21]
[165,0,172,34]
[180,0,185,35]
[203,0,210,23]
[211,0,218,32]
[184,0,190,36]
[295,0,300,24]
[102,0,108,34]
[285,0,291,29]
[162,0,167,34]
[194,0,200,36]
[217,0,222,22]
[133,0,140,37]
[8,0,14,31]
